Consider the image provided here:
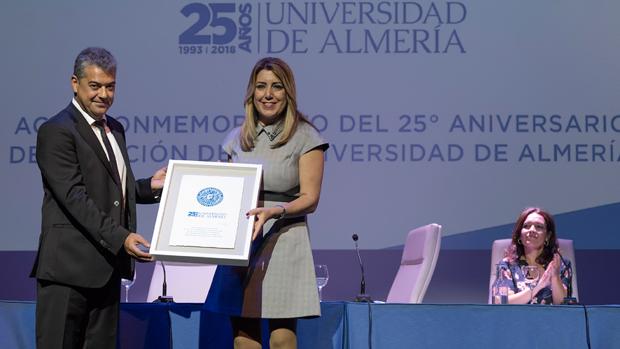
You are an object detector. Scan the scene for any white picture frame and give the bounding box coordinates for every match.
[150,160,262,266]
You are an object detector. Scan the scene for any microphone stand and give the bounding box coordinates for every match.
[154,261,174,303]
[353,234,372,302]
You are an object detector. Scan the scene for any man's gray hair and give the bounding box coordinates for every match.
[73,47,117,79]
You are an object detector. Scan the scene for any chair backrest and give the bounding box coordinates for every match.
[488,238,578,303]
[147,261,217,303]
[386,223,442,303]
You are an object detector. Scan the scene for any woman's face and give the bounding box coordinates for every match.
[253,69,287,124]
[520,212,548,250]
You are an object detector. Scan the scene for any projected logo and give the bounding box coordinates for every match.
[196,187,224,207]
[178,2,467,55]
[179,2,252,55]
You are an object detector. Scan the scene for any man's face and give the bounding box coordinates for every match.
[71,65,116,119]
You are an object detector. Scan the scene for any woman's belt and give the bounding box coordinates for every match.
[260,190,298,203]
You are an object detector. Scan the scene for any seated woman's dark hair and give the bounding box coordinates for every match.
[506,207,559,265]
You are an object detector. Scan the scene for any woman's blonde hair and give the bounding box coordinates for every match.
[239,57,312,151]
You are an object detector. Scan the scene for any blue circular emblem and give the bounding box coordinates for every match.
[196,187,224,207]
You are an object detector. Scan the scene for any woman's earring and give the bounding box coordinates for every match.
[518,239,522,244]
[545,239,549,246]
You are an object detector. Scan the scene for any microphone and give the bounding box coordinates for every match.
[153,261,174,303]
[352,234,372,302]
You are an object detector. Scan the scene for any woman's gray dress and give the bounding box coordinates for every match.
[205,121,328,318]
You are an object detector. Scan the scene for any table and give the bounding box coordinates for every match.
[2,301,618,348]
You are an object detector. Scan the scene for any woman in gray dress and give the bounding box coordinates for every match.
[205,57,328,349]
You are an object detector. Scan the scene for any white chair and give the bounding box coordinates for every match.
[488,238,578,303]
[386,223,442,303]
[147,261,217,303]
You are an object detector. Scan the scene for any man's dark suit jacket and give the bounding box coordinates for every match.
[31,103,158,288]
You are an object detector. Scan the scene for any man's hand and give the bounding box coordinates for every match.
[151,166,167,190]
[124,232,153,262]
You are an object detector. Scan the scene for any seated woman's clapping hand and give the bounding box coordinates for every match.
[534,253,562,297]
[548,253,562,277]
[536,267,552,292]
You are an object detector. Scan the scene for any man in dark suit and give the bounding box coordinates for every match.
[32,47,166,348]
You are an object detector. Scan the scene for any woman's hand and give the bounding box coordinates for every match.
[546,253,568,304]
[534,267,552,294]
[532,254,562,296]
[246,206,283,240]
[548,253,561,277]
[244,149,325,240]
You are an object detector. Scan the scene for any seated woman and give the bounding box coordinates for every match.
[494,207,572,304]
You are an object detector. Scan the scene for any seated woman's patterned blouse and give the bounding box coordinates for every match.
[494,257,572,304]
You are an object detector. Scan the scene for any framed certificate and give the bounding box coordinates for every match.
[150,160,262,266]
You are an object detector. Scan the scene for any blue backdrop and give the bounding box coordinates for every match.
[1,0,618,304]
